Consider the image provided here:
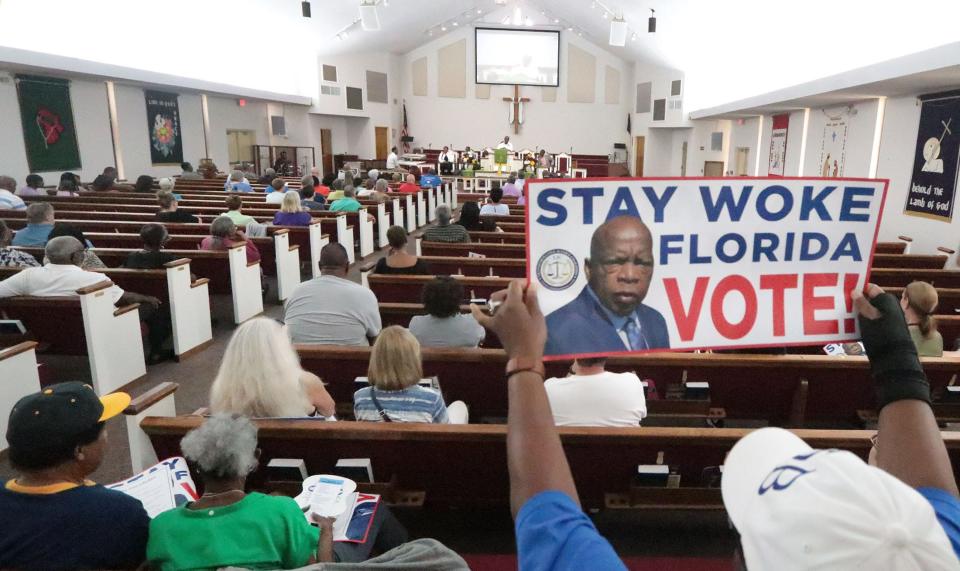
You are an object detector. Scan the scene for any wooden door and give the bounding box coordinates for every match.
[320,129,333,176]
[735,147,750,176]
[704,161,724,177]
[634,136,645,177]
[375,127,389,160]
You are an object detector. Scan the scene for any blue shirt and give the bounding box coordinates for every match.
[0,480,150,570]
[918,487,960,558]
[516,491,625,571]
[225,181,253,192]
[11,223,54,247]
[420,174,442,188]
[353,386,449,423]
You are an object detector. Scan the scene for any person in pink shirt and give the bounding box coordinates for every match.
[17,174,44,197]
[200,216,260,264]
[501,174,522,198]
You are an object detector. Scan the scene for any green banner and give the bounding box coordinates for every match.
[16,75,82,173]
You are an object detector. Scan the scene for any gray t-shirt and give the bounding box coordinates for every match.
[408,314,485,348]
[284,275,382,346]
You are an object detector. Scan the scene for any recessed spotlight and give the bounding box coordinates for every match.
[476,8,482,14]
[452,21,459,26]
[553,18,559,23]
[567,26,573,31]
[602,12,608,19]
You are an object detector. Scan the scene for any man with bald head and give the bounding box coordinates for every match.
[545,215,670,356]
[283,243,381,345]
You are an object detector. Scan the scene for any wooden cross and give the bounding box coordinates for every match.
[503,85,531,135]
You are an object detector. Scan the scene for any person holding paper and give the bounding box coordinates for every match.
[0,382,149,570]
[545,216,670,356]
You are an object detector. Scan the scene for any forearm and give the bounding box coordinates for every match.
[318,526,334,562]
[507,371,579,517]
[877,399,959,496]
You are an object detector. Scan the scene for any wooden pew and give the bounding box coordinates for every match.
[377,302,500,348]
[871,254,948,269]
[295,346,960,426]
[874,242,907,254]
[419,240,526,259]
[123,382,179,472]
[871,268,960,289]
[368,275,511,303]
[0,281,146,394]
[0,341,42,451]
[138,417,960,511]
[360,257,525,284]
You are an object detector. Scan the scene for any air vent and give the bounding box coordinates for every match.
[321,85,341,96]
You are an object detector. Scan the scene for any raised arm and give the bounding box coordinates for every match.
[854,283,958,496]
[472,281,579,517]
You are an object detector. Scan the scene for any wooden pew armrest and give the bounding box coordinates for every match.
[163,258,192,269]
[939,247,956,255]
[191,278,211,289]
[898,235,913,242]
[124,382,179,415]
[76,279,115,295]
[360,261,377,273]
[113,303,141,317]
[0,340,39,360]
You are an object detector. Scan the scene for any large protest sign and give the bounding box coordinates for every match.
[904,92,960,222]
[527,178,888,359]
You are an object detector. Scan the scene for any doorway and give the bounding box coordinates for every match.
[375,127,389,161]
[734,147,750,176]
[226,129,256,168]
[703,161,724,177]
[634,136,645,177]
[320,129,334,176]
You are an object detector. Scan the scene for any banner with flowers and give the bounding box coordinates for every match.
[145,90,183,165]
[16,75,82,172]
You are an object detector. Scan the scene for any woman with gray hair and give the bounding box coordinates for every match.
[146,414,335,568]
[224,169,253,192]
[200,215,260,264]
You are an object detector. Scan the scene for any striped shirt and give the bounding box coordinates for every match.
[422,223,470,243]
[0,190,25,211]
[353,386,449,423]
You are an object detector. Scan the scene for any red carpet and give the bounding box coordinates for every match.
[461,554,733,570]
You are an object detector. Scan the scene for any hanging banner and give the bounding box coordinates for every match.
[145,90,183,165]
[527,177,888,360]
[16,75,82,172]
[817,117,847,178]
[904,93,960,222]
[767,114,789,176]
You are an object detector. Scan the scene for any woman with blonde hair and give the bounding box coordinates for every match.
[210,317,335,418]
[353,326,467,423]
[901,281,943,357]
[273,190,312,226]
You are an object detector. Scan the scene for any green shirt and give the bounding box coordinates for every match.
[329,198,362,213]
[910,325,944,357]
[147,492,319,570]
[223,210,256,227]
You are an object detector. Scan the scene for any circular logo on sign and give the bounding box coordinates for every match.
[537,249,579,291]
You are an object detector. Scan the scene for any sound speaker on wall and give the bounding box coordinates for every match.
[400,135,414,143]
[609,18,627,47]
[360,2,380,31]
[614,143,627,149]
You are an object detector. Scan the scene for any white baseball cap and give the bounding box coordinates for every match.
[721,427,958,570]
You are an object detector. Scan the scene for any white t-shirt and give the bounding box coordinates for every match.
[265,191,285,204]
[0,264,124,303]
[480,203,510,216]
[497,142,514,151]
[386,153,399,169]
[544,371,647,427]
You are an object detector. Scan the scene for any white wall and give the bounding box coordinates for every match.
[400,27,633,156]
[114,85,205,178]
[726,117,761,175]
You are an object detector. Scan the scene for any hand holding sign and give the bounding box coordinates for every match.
[471,281,547,362]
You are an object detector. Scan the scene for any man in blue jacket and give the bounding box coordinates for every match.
[545,215,670,356]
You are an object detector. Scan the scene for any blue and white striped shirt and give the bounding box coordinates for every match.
[0,190,26,211]
[353,386,449,424]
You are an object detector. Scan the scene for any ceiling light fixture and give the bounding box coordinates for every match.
[648,9,656,33]
[609,14,627,46]
[359,0,380,31]
[441,25,447,31]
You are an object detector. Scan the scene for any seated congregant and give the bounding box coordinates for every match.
[265,178,288,204]
[55,172,85,196]
[201,216,260,264]
[223,195,256,228]
[0,220,39,267]
[318,173,335,198]
[500,174,522,199]
[91,166,133,191]
[438,146,456,175]
[284,242,381,345]
[210,317,335,418]
[902,281,943,357]
[225,170,253,192]
[17,174,44,196]
[133,175,154,193]
[329,186,362,213]
[273,191,313,226]
[11,202,55,246]
[157,177,181,200]
[353,326,466,423]
[419,168,442,189]
[479,188,510,216]
[409,276,485,349]
[257,167,277,185]
[0,382,148,569]
[155,191,199,223]
[398,173,420,194]
[458,201,499,232]
[422,204,469,243]
[544,358,647,427]
[0,175,26,210]
[180,161,202,179]
[146,414,336,568]
[123,223,177,269]
[44,223,106,270]
[300,177,325,210]
[374,226,430,275]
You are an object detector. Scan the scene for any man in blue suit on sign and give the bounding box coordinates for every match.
[545,215,671,356]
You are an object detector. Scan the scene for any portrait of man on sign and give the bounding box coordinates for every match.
[545,215,670,356]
